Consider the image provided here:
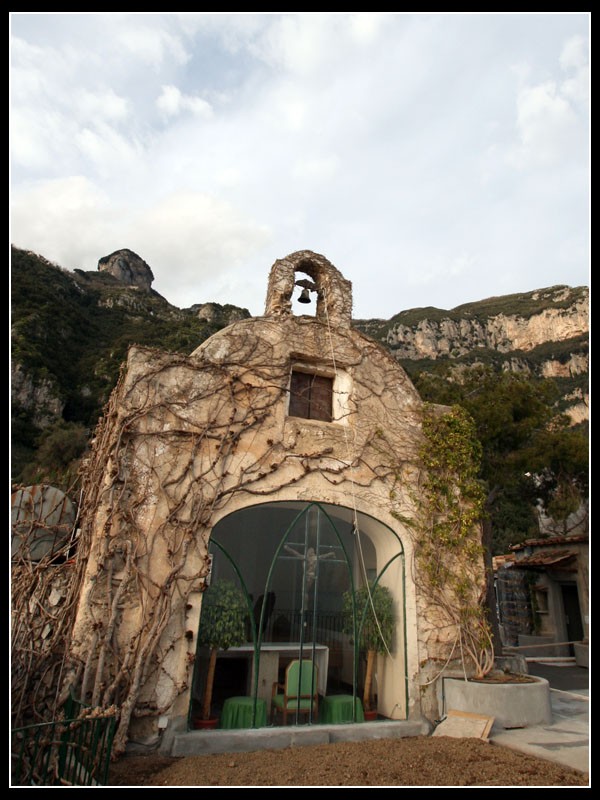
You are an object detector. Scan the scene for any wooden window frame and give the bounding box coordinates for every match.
[288,370,333,422]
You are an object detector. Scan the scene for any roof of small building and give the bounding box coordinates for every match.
[512,549,578,569]
[509,534,588,551]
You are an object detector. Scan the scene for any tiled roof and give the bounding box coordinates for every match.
[492,554,516,570]
[513,549,577,568]
[510,534,588,551]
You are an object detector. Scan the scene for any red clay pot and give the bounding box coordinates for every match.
[193,717,219,730]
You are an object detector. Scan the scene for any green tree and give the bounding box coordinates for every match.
[414,367,588,652]
[414,366,587,553]
[19,421,89,489]
[342,583,396,712]
[197,579,248,721]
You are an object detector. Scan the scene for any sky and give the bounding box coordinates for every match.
[10,12,590,320]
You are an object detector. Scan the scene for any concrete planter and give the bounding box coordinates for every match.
[573,642,589,668]
[443,675,552,729]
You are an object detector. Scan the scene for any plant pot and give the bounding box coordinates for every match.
[193,717,219,730]
[443,675,552,729]
[363,709,378,722]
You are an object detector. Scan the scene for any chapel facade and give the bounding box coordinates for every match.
[66,251,486,752]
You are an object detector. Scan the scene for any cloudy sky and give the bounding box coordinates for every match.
[10,12,589,320]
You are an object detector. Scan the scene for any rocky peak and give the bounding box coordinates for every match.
[97,249,154,292]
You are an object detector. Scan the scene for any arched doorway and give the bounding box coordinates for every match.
[190,501,405,728]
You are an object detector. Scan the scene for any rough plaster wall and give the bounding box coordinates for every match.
[68,305,484,744]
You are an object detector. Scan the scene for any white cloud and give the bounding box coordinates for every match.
[291,155,340,183]
[11,176,115,268]
[348,13,385,45]
[512,81,577,166]
[75,123,142,174]
[560,34,588,71]
[76,89,130,122]
[506,34,589,170]
[251,14,331,76]
[559,36,589,108]
[216,167,242,188]
[123,191,272,303]
[9,12,590,320]
[114,25,190,69]
[156,85,213,119]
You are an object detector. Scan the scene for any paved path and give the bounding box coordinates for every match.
[490,662,589,776]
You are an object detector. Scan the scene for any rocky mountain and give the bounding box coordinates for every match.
[354,285,589,426]
[10,245,588,485]
[10,246,250,482]
[97,248,155,291]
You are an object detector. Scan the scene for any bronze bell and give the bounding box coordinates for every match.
[298,288,311,304]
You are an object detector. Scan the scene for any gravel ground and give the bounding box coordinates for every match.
[108,736,588,787]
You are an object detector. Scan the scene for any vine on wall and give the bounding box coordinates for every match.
[12,333,491,755]
[60,335,400,755]
[11,487,88,730]
[393,403,493,680]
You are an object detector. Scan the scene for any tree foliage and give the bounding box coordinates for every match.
[342,582,396,711]
[342,583,395,656]
[197,580,248,652]
[11,246,248,486]
[398,404,493,679]
[197,579,248,721]
[414,366,588,552]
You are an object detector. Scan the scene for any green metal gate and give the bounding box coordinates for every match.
[11,693,116,786]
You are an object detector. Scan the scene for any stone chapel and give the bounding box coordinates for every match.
[65,250,488,754]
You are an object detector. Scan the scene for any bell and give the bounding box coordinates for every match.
[298,288,311,304]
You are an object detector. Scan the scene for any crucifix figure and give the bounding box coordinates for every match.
[284,544,336,604]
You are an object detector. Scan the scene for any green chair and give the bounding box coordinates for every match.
[271,659,319,725]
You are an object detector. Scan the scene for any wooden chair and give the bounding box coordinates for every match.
[271,659,319,725]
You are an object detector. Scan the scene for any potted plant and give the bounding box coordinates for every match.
[194,578,248,728]
[343,583,396,719]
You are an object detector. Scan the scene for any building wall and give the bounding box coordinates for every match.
[67,254,487,748]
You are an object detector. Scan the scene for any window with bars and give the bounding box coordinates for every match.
[288,371,333,422]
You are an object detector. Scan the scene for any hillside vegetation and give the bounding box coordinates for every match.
[10,246,249,483]
[11,246,588,553]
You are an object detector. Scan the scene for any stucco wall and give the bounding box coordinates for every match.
[67,258,487,751]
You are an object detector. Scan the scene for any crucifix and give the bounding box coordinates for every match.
[284,544,336,605]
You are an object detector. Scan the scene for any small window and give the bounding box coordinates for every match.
[289,371,333,422]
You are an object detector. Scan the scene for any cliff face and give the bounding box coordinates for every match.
[354,285,589,424]
[360,286,588,360]
[385,299,587,359]
[11,362,63,428]
[10,245,251,482]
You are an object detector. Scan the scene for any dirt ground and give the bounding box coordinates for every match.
[107,736,589,787]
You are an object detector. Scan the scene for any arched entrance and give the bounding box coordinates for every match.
[190,501,406,728]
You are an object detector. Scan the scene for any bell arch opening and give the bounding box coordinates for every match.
[189,501,406,729]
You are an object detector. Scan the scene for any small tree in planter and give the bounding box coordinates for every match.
[196,578,248,723]
[343,583,396,714]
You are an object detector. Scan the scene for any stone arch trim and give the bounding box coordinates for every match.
[264,250,353,327]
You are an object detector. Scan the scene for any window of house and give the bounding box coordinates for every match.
[289,371,333,422]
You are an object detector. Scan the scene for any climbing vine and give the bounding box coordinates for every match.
[12,321,493,755]
[393,403,494,680]
[55,328,407,755]
[10,482,88,730]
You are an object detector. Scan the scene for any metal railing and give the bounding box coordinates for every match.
[11,697,116,786]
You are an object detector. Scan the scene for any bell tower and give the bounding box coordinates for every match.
[264,250,353,328]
